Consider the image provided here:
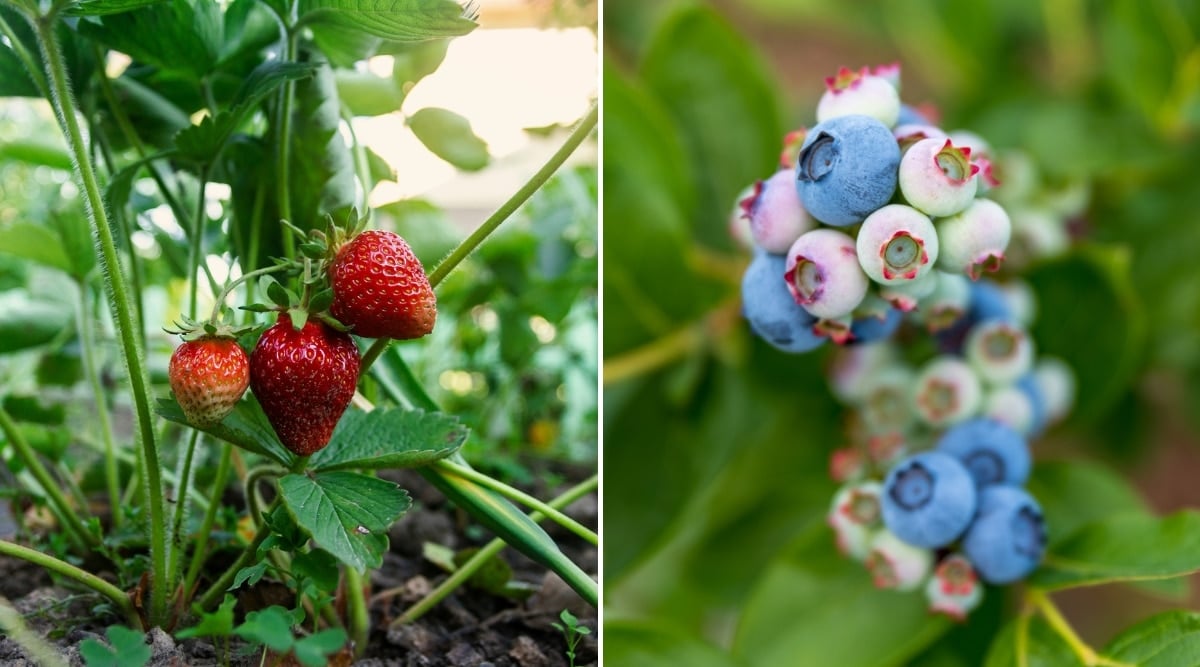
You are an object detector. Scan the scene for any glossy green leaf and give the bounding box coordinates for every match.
[307,406,468,471]
[78,0,222,80]
[1027,460,1147,548]
[336,69,403,116]
[983,615,1084,667]
[290,549,340,592]
[0,224,72,275]
[156,395,294,467]
[297,0,476,42]
[1105,610,1200,666]
[1027,245,1145,423]
[605,621,743,667]
[0,39,39,98]
[50,210,96,280]
[0,290,73,354]
[287,54,357,233]
[389,38,448,90]
[66,0,166,16]
[408,107,490,171]
[733,528,949,667]
[639,4,784,249]
[0,139,71,170]
[279,471,411,572]
[1031,510,1200,590]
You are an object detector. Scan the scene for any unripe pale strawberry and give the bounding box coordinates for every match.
[169,336,249,428]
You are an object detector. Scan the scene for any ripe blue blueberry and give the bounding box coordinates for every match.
[740,170,814,253]
[962,486,1047,584]
[795,114,900,226]
[741,251,827,353]
[935,418,1031,488]
[881,451,977,548]
[785,228,869,320]
[856,204,939,285]
[898,138,979,217]
[850,306,903,344]
[816,66,901,127]
[936,198,1012,279]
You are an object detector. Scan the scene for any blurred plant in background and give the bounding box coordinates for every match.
[603,0,1200,665]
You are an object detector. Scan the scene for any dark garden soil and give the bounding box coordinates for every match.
[0,466,598,667]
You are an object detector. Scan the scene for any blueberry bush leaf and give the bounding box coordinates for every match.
[1104,610,1200,667]
[307,407,468,471]
[983,615,1084,667]
[605,621,743,667]
[278,471,412,572]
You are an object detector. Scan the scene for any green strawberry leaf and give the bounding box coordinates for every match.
[233,606,297,653]
[1030,510,1200,591]
[66,0,166,16]
[292,628,348,667]
[290,548,340,592]
[308,406,468,472]
[0,223,73,276]
[279,471,411,572]
[78,625,152,667]
[287,53,357,233]
[77,0,223,81]
[1104,611,1200,666]
[0,138,72,171]
[408,107,490,171]
[156,395,294,467]
[297,0,477,42]
[176,594,237,639]
[0,290,73,355]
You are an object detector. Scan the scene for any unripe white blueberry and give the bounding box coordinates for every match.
[860,365,917,434]
[829,481,883,562]
[913,356,983,427]
[925,554,984,621]
[894,124,947,153]
[866,529,933,591]
[998,280,1038,327]
[965,320,1034,386]
[1034,357,1076,424]
[879,269,939,312]
[856,204,939,285]
[785,228,869,320]
[947,129,992,159]
[936,198,1012,279]
[991,150,1039,207]
[817,67,901,127]
[828,343,898,404]
[741,170,814,253]
[983,385,1037,436]
[917,271,970,332]
[899,138,979,217]
[1010,206,1069,264]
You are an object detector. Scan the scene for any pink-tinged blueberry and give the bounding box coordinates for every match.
[867,431,908,469]
[1034,357,1076,425]
[829,481,883,561]
[856,204,939,285]
[796,114,900,226]
[872,62,902,90]
[947,129,992,160]
[894,123,948,153]
[899,138,980,217]
[913,356,982,427]
[779,128,807,169]
[814,313,855,345]
[880,269,939,312]
[918,271,970,332]
[816,66,901,127]
[740,251,827,354]
[982,385,1038,436]
[965,319,1034,386]
[830,446,867,483]
[936,198,1012,279]
[728,183,758,251]
[925,555,984,621]
[935,418,1031,488]
[741,170,815,253]
[866,529,933,591]
[881,451,977,548]
[962,486,1047,584]
[785,228,869,319]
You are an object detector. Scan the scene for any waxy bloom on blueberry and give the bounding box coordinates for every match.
[918,271,970,332]
[857,204,939,285]
[998,280,1038,327]
[816,66,901,127]
[962,486,1047,584]
[965,319,1034,386]
[785,228,869,320]
[913,356,983,427]
[1034,357,1076,425]
[866,529,933,591]
[740,170,814,254]
[925,555,984,621]
[899,138,979,217]
[937,198,1012,279]
[828,343,898,403]
[982,385,1039,437]
[796,115,900,226]
[881,451,977,548]
[1016,373,1049,435]
[879,269,939,312]
[894,123,948,153]
[861,365,917,434]
[741,251,826,354]
[849,305,903,344]
[829,481,883,561]
[936,418,1031,488]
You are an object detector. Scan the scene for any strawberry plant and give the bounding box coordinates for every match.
[605,2,1200,666]
[0,0,595,662]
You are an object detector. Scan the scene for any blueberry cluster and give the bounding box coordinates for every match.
[734,64,1080,620]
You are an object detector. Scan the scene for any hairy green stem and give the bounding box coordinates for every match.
[427,103,597,289]
[0,406,95,549]
[77,282,122,527]
[168,430,202,591]
[433,460,597,545]
[182,442,233,600]
[30,10,169,625]
[0,540,137,627]
[275,23,298,262]
[190,167,209,319]
[243,465,284,525]
[344,567,369,657]
[389,475,597,625]
[209,264,290,323]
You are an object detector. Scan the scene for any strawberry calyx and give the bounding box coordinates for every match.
[164,316,254,343]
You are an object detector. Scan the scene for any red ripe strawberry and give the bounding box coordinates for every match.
[329,230,436,340]
[169,336,250,428]
[250,313,360,456]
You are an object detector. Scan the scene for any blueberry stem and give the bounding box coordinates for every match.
[1027,589,1133,667]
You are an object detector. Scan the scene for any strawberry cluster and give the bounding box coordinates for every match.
[167,211,437,458]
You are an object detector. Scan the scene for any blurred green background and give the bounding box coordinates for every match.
[603,0,1200,664]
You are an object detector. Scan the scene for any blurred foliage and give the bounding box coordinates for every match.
[604,0,1200,663]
